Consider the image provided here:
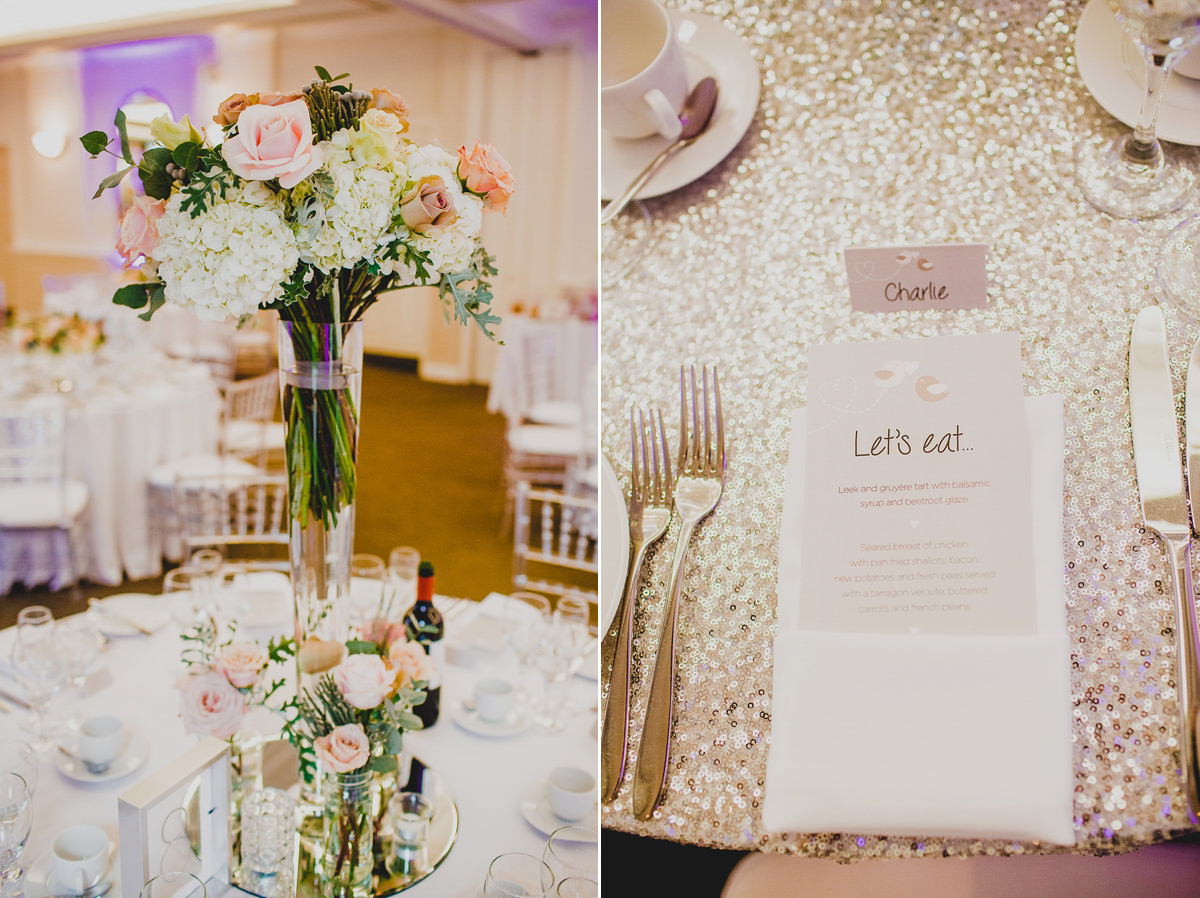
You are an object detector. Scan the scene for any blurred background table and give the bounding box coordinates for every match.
[601,0,1200,862]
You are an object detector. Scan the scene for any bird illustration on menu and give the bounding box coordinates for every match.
[915,375,949,402]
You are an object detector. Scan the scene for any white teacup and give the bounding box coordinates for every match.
[52,824,109,894]
[601,0,688,139]
[473,677,514,723]
[78,715,124,768]
[547,766,596,822]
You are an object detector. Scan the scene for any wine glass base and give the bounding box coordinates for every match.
[1075,134,1196,219]
[1158,215,1200,320]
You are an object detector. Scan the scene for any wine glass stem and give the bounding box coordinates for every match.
[1127,54,1174,165]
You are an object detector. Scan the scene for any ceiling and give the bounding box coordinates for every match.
[0,0,595,58]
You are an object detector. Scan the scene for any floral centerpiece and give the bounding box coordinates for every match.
[82,66,512,691]
[4,310,105,354]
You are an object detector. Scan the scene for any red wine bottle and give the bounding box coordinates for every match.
[404,560,444,726]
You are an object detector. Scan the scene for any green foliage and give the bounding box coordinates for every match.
[178,156,235,218]
[113,283,152,311]
[138,285,166,321]
[138,147,175,200]
[79,131,110,156]
[267,636,296,664]
[438,247,502,339]
[173,141,201,172]
[114,109,134,164]
[345,639,380,656]
[314,66,350,84]
[91,165,134,199]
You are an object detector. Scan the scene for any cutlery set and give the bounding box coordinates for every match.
[601,364,726,819]
[1128,305,1200,817]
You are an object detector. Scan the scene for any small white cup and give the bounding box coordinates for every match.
[547,766,596,822]
[601,0,688,139]
[78,715,124,767]
[474,677,514,723]
[52,824,110,894]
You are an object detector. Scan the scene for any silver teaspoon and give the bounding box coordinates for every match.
[600,77,719,225]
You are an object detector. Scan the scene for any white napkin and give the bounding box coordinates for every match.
[762,394,1075,844]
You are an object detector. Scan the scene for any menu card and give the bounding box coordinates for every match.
[797,332,1036,635]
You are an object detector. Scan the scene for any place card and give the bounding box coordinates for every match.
[844,243,987,312]
[796,332,1036,635]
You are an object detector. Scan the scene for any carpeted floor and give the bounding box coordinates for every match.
[0,356,512,629]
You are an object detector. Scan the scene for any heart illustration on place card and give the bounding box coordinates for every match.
[818,376,857,413]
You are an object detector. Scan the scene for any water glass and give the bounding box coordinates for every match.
[0,772,32,898]
[56,616,104,724]
[557,879,597,898]
[10,608,65,750]
[387,546,421,610]
[507,592,552,710]
[0,741,36,796]
[482,853,554,898]
[189,549,225,611]
[163,568,202,628]
[241,788,296,876]
[543,825,597,881]
[349,553,387,632]
[388,791,433,853]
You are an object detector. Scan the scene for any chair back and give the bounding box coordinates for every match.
[513,482,599,598]
[173,473,289,559]
[0,397,72,528]
[224,371,278,424]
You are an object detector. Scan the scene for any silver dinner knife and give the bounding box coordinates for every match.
[1130,305,1200,818]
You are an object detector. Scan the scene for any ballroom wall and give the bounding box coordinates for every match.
[0,6,596,382]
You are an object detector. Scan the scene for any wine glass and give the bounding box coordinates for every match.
[0,772,32,898]
[0,742,36,797]
[1075,0,1200,218]
[55,615,104,728]
[387,546,421,611]
[349,553,387,635]
[557,880,597,898]
[482,853,554,898]
[542,825,598,882]
[507,592,552,713]
[532,596,594,732]
[10,607,66,751]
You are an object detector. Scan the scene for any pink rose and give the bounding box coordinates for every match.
[388,639,433,688]
[222,99,323,189]
[398,176,457,234]
[333,653,396,709]
[116,195,165,265]
[457,142,514,213]
[178,671,245,740]
[314,723,370,773]
[213,641,268,688]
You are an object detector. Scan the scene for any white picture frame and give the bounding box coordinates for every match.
[118,737,232,898]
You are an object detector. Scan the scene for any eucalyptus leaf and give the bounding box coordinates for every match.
[137,285,166,321]
[91,165,134,199]
[386,728,405,754]
[345,639,379,656]
[114,109,133,164]
[315,65,333,81]
[138,147,174,200]
[367,755,398,774]
[173,141,200,171]
[112,283,150,310]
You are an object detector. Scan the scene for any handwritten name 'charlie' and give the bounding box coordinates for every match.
[885,281,948,302]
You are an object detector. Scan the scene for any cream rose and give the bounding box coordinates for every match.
[333,653,397,709]
[116,195,166,265]
[457,142,514,213]
[314,723,370,773]
[150,113,203,150]
[388,639,433,688]
[222,99,323,189]
[213,641,268,688]
[178,671,245,740]
[398,176,457,234]
[369,88,410,132]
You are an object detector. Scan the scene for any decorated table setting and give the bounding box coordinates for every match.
[599,0,1200,861]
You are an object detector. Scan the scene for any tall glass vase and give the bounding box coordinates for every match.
[277,321,364,682]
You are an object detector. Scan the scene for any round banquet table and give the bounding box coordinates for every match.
[2,596,596,898]
[0,349,221,590]
[600,0,1200,860]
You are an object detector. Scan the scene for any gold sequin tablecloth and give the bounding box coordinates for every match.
[600,0,1200,859]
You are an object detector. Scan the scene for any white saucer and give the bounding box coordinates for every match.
[449,701,530,737]
[88,594,170,637]
[601,10,760,200]
[519,783,599,838]
[24,846,120,898]
[599,455,628,639]
[56,734,149,783]
[1075,0,1200,146]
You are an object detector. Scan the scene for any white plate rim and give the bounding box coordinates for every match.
[600,454,628,638]
[55,734,149,783]
[1075,0,1200,146]
[601,9,761,199]
[448,701,529,738]
[25,847,120,898]
[518,783,599,839]
[88,594,170,636]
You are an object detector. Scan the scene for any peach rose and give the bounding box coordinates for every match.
[369,88,410,132]
[297,637,345,675]
[222,99,323,189]
[257,90,304,107]
[116,195,166,266]
[398,176,457,234]
[457,142,514,213]
[388,639,433,688]
[213,93,256,126]
[213,641,268,688]
[333,653,396,709]
[314,723,370,773]
[178,671,245,740]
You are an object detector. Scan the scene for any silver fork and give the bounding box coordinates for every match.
[632,365,726,820]
[601,406,673,802]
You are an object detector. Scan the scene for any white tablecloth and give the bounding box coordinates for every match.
[0,350,221,588]
[4,596,597,898]
[486,316,598,425]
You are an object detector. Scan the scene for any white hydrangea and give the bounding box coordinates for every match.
[295,130,406,272]
[154,180,299,321]
[378,143,485,280]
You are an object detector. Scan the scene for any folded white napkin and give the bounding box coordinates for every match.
[763,394,1075,844]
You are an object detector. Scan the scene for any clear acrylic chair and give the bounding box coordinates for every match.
[219,371,285,468]
[0,397,89,594]
[512,482,598,599]
[172,472,289,570]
